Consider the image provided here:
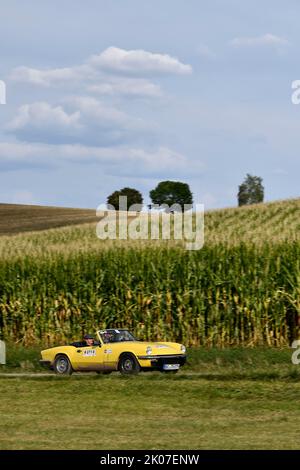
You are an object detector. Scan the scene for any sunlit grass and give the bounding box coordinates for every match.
[1,371,300,449]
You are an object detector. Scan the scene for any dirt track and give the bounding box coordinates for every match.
[0,372,202,378]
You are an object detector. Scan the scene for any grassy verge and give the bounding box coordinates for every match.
[1,373,300,449]
[1,344,45,372]
[1,344,299,380]
[1,346,300,449]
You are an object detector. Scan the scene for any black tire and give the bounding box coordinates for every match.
[118,354,141,375]
[54,354,73,376]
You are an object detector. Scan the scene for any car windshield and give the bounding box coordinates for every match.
[98,329,137,344]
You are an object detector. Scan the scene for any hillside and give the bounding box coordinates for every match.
[0,198,299,254]
[0,203,99,235]
[0,198,300,347]
[205,197,300,245]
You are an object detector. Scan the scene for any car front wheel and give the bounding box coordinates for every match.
[118,354,140,375]
[54,354,73,375]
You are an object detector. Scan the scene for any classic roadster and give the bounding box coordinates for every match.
[40,328,187,375]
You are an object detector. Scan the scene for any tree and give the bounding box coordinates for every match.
[238,174,264,206]
[107,187,143,211]
[150,181,193,211]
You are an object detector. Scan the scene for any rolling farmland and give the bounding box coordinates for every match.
[0,198,299,347]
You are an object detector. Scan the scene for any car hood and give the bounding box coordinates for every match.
[120,341,184,355]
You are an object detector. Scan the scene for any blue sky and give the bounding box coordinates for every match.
[0,0,299,209]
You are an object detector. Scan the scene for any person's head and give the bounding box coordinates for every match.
[103,331,114,343]
[83,334,94,346]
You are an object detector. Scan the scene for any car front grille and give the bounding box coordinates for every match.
[138,354,186,367]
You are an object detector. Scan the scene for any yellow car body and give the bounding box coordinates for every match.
[40,328,186,375]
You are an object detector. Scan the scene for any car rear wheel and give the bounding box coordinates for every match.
[54,354,73,375]
[118,354,140,375]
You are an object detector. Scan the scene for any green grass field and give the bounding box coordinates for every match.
[1,347,300,450]
[1,199,300,449]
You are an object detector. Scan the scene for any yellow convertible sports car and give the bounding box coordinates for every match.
[40,329,187,375]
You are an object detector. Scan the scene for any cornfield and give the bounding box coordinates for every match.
[0,198,299,347]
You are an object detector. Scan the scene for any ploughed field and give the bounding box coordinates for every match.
[0,203,99,235]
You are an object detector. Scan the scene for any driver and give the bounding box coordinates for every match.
[71,334,97,348]
[83,334,95,346]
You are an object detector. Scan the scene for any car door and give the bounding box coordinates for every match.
[74,344,106,371]
[102,343,115,370]
[102,343,123,371]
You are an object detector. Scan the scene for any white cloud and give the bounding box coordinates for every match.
[0,141,193,177]
[10,64,94,87]
[9,47,192,96]
[63,96,140,127]
[7,102,81,131]
[88,46,192,75]
[229,33,289,48]
[88,77,162,98]
[6,97,150,145]
[5,47,194,180]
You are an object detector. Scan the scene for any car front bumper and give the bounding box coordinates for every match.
[137,354,186,369]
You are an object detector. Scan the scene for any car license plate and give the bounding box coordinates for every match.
[163,364,179,370]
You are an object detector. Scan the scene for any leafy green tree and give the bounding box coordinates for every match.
[238,174,264,206]
[150,181,193,211]
[107,187,143,211]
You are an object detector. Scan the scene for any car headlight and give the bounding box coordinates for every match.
[181,345,186,353]
[146,346,152,355]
